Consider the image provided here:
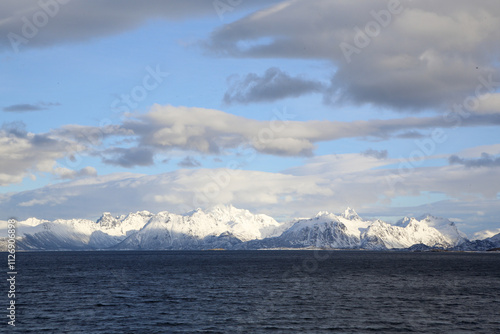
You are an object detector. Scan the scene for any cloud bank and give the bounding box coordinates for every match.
[2,103,499,185]
[223,67,325,104]
[206,0,500,111]
[0,0,282,52]
[2,152,499,235]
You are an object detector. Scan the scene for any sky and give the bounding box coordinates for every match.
[1,0,499,236]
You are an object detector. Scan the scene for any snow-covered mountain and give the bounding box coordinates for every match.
[471,228,500,241]
[1,206,498,251]
[2,211,153,250]
[388,215,467,248]
[240,208,369,249]
[453,232,500,251]
[114,205,285,250]
[240,208,469,250]
[0,205,284,250]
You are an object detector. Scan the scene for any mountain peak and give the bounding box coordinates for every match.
[6,208,489,251]
[96,212,120,228]
[396,216,412,227]
[315,211,331,217]
[342,207,360,220]
[418,213,437,221]
[210,204,238,213]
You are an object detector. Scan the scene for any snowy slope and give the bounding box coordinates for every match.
[364,218,450,249]
[245,208,464,250]
[262,208,369,249]
[1,205,283,250]
[12,218,99,250]
[487,233,500,243]
[0,206,493,251]
[396,215,467,246]
[471,228,500,241]
[453,231,500,251]
[1,212,152,250]
[114,205,283,250]
[97,211,154,237]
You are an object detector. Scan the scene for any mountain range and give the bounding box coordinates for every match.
[1,206,499,251]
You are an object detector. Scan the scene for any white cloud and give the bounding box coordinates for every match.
[206,0,500,111]
[53,166,97,180]
[223,67,326,104]
[2,150,499,234]
[470,93,500,114]
[0,123,85,186]
[0,0,283,52]
[116,104,500,160]
[18,196,67,207]
[283,154,393,176]
[472,228,500,240]
[1,104,499,186]
[456,144,500,158]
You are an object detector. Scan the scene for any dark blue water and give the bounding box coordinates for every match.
[5,251,500,333]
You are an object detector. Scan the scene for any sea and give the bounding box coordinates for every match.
[7,250,500,333]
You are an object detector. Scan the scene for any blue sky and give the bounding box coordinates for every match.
[1,0,500,235]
